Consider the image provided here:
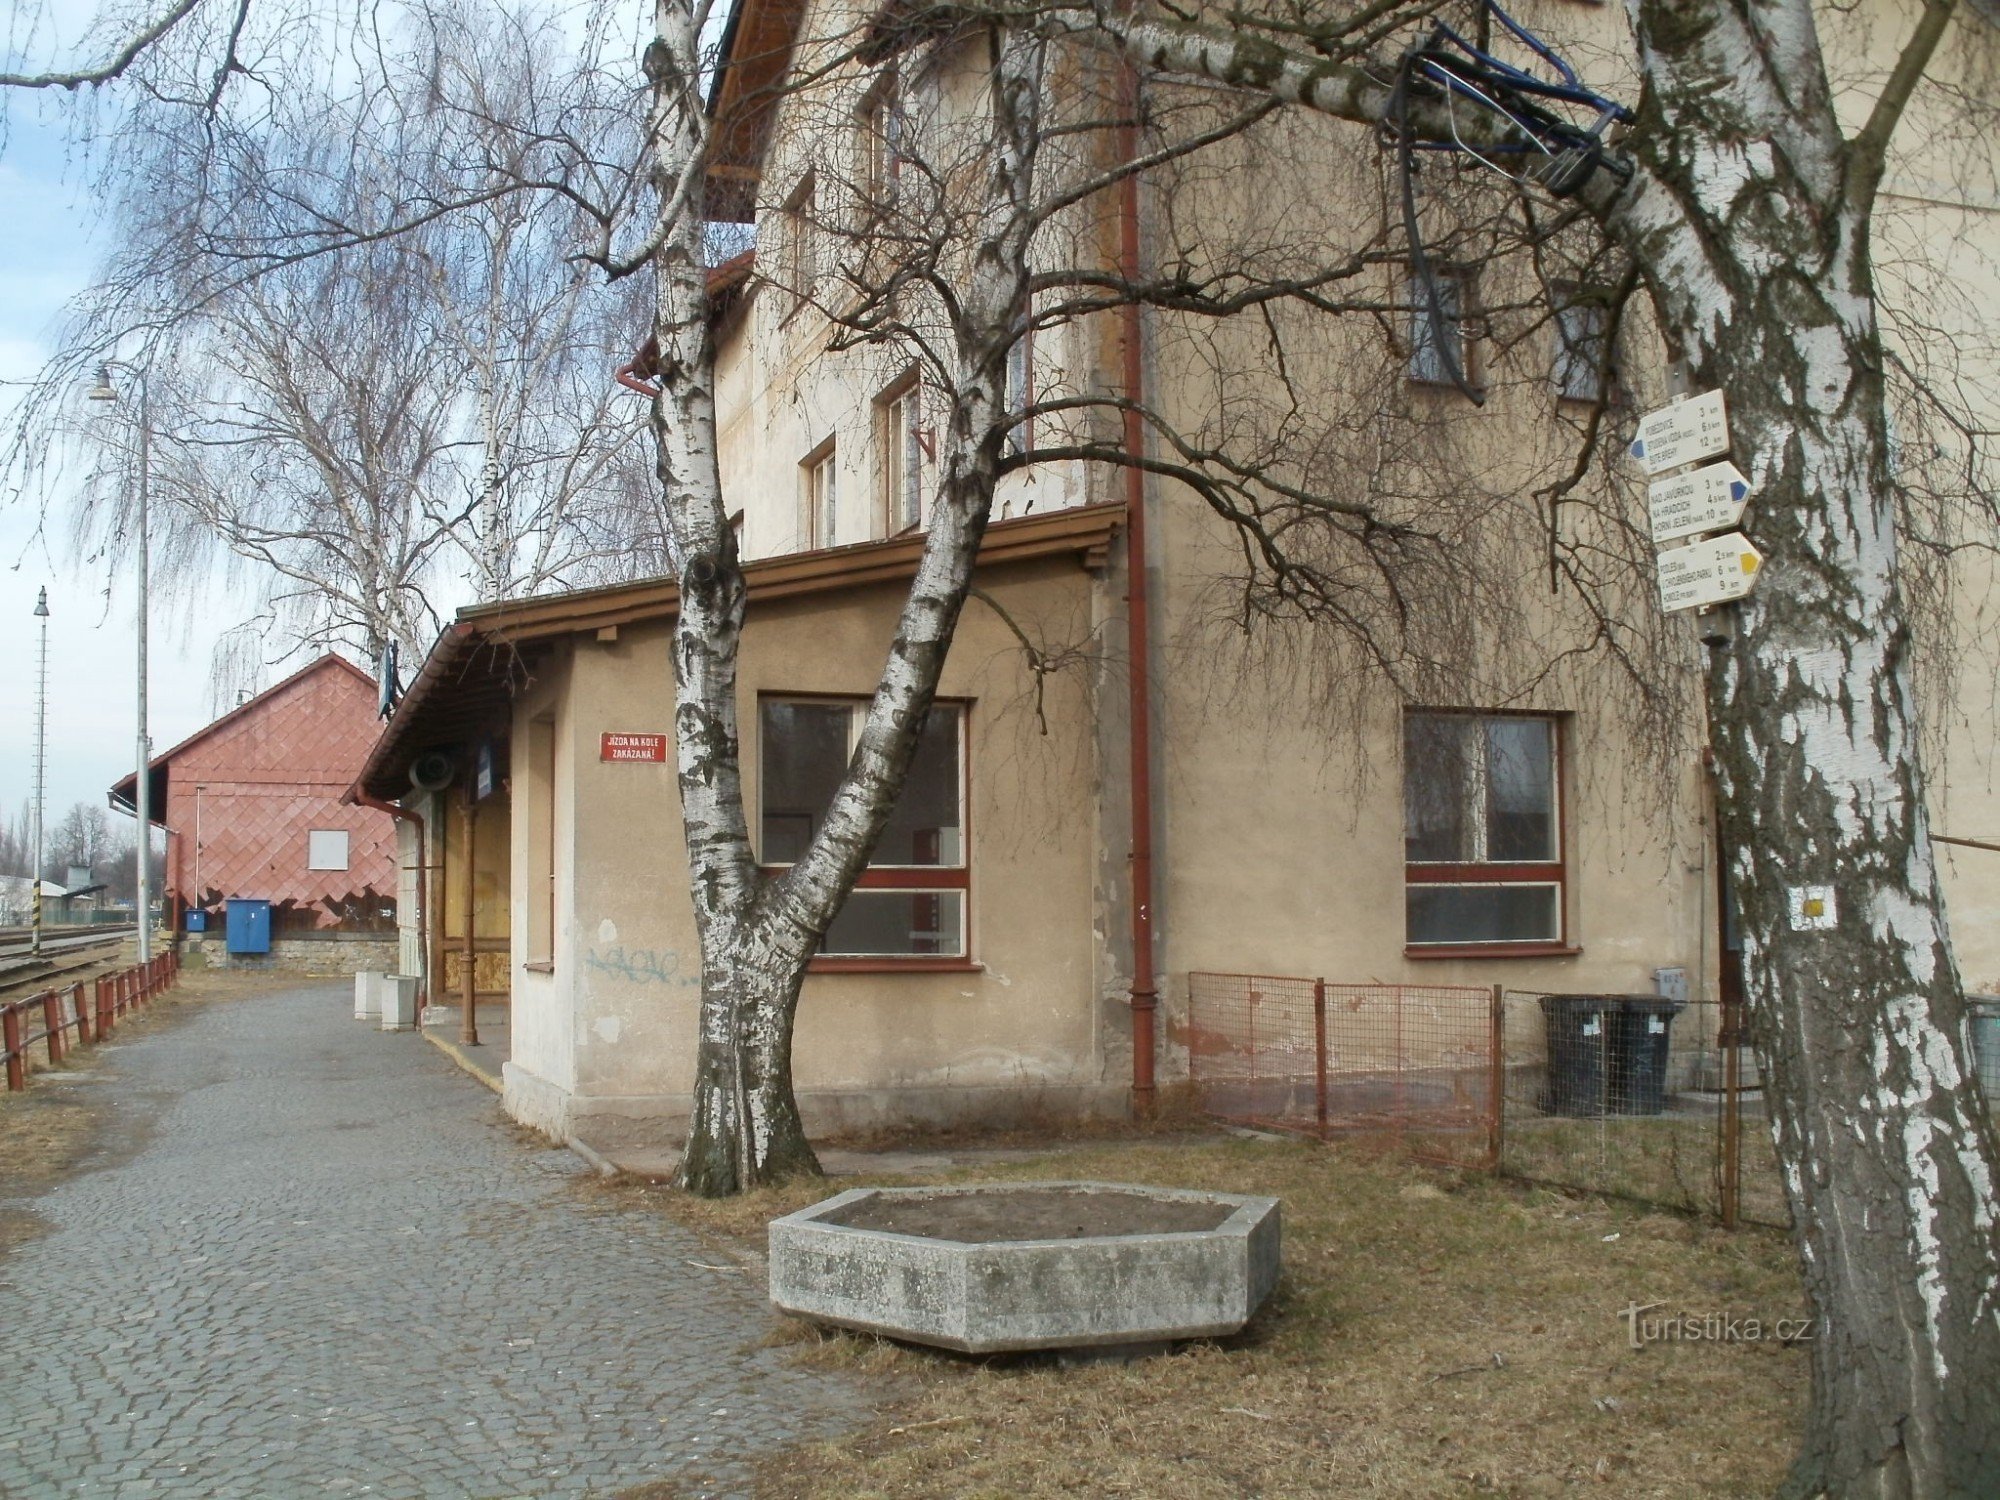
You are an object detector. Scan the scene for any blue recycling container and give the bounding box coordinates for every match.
[224,898,271,955]
[185,909,208,933]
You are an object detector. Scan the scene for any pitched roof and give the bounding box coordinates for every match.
[705,0,810,221]
[356,502,1123,801]
[109,653,375,820]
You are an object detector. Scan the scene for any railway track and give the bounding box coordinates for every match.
[0,924,135,946]
[0,928,136,995]
[0,949,121,997]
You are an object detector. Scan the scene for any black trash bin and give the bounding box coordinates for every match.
[1539,995,1612,1116]
[1609,997,1686,1115]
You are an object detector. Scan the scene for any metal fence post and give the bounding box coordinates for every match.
[72,983,91,1047]
[1312,979,1328,1134]
[1720,994,1741,1230]
[3,1006,22,1091]
[42,990,62,1064]
[1488,984,1506,1171]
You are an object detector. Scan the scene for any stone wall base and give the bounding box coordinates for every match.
[182,933,402,976]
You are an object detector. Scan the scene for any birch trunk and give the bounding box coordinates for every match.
[1605,3,2000,1489]
[645,8,1045,1195]
[1021,0,2000,1485]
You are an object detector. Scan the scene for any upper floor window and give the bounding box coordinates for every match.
[1408,268,1475,388]
[802,440,837,550]
[1004,329,1032,457]
[859,75,906,215]
[1552,289,1612,403]
[879,376,926,533]
[777,173,817,316]
[307,829,350,871]
[1404,712,1563,948]
[759,697,967,959]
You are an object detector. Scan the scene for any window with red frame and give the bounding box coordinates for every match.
[1403,711,1563,946]
[760,698,966,958]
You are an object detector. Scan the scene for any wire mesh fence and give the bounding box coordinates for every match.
[1498,991,1786,1228]
[1185,973,1497,1169]
[1185,970,1793,1229]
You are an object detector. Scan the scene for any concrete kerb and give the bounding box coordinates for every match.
[421,1027,502,1096]
[420,1028,621,1183]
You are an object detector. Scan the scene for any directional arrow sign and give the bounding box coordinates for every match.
[1657,531,1763,613]
[1630,389,1730,475]
[1649,461,1750,543]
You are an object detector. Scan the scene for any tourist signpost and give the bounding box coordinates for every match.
[1656,531,1764,613]
[1635,391,1761,616]
[1631,389,1730,476]
[1648,460,1750,544]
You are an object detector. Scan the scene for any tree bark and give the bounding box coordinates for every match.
[649,11,1045,1195]
[1607,3,2000,1491]
[1026,1,2000,1486]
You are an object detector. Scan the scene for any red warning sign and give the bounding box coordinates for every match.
[601,733,669,763]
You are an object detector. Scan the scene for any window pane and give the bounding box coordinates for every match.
[761,702,852,863]
[1485,719,1555,861]
[307,830,349,871]
[876,708,961,865]
[824,890,964,956]
[1410,274,1462,384]
[898,391,922,529]
[1554,301,1607,401]
[1406,884,1559,945]
[1404,715,1477,862]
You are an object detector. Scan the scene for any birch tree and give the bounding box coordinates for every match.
[634,0,1615,1196]
[836,0,2000,1491]
[31,0,663,671]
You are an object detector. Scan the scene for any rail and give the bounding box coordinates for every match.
[1,949,181,1093]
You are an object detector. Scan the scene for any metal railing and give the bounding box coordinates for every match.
[1,949,180,1093]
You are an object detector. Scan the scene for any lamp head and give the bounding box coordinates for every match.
[33,587,48,618]
[85,365,118,403]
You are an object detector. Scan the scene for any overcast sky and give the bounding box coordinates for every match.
[0,105,239,835]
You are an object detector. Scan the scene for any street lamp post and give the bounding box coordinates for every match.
[30,588,48,957]
[86,364,152,964]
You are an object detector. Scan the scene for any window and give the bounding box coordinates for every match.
[803,441,837,550]
[859,75,905,215]
[1404,712,1564,948]
[1408,269,1473,387]
[879,377,926,532]
[307,829,350,872]
[1553,291,1611,403]
[759,698,967,960]
[778,173,817,316]
[525,715,555,967]
[1004,330,1032,457]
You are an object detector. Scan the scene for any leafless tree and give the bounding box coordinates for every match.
[830,0,2000,1490]
[639,3,1693,1207]
[21,0,665,673]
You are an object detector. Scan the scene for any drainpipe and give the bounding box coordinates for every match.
[1118,62,1159,1116]
[349,788,429,1011]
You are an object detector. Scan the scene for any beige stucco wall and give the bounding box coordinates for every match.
[497,0,2000,1145]
[502,554,1113,1149]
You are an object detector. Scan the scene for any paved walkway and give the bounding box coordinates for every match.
[0,983,874,1498]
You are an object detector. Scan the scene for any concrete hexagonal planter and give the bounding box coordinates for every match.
[768,1181,1281,1354]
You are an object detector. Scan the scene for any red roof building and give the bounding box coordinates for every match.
[111,654,397,933]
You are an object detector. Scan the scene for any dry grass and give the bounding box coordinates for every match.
[637,1139,1806,1498]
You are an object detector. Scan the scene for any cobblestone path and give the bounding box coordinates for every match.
[0,983,874,1498]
